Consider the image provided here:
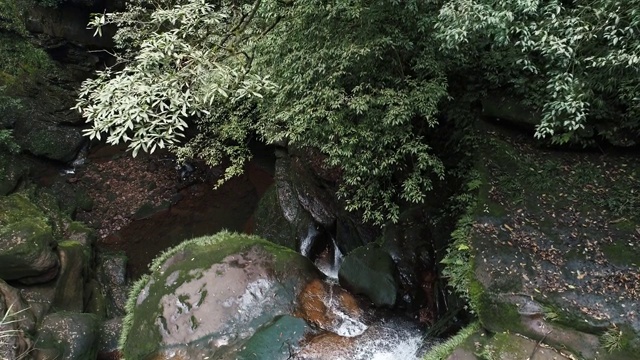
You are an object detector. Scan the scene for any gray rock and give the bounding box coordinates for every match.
[97,317,122,358]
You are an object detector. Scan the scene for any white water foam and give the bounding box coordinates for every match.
[349,319,431,360]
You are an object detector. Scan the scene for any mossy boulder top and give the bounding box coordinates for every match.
[120,232,322,360]
[0,193,59,282]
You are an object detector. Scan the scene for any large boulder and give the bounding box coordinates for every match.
[119,231,322,360]
[0,193,59,282]
[457,123,640,359]
[338,244,398,307]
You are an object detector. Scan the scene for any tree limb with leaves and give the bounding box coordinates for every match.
[436,0,640,145]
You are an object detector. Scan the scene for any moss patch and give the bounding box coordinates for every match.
[0,33,53,87]
[462,122,640,357]
[601,242,639,267]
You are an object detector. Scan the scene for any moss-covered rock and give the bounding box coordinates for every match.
[0,151,27,196]
[253,185,297,250]
[13,120,84,162]
[120,231,321,360]
[0,193,59,282]
[459,123,640,359]
[338,244,398,307]
[34,311,100,360]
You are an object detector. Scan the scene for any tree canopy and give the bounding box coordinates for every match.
[75,0,640,223]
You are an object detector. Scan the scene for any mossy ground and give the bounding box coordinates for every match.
[447,121,640,357]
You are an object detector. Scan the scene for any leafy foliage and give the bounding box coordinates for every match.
[76,0,640,222]
[0,0,28,35]
[253,0,447,223]
[76,0,448,223]
[74,0,277,183]
[436,0,640,145]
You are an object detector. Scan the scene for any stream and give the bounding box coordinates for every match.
[43,144,436,359]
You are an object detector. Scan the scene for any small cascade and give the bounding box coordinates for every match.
[299,222,320,258]
[295,226,436,360]
[60,142,89,175]
[297,315,436,360]
[314,238,344,279]
[323,281,368,337]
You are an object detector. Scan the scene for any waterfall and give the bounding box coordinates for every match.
[299,222,319,258]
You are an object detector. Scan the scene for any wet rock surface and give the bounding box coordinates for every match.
[466,124,640,359]
[338,245,398,307]
[296,279,366,337]
[120,232,321,359]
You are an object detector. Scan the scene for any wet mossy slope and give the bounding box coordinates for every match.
[464,123,640,359]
